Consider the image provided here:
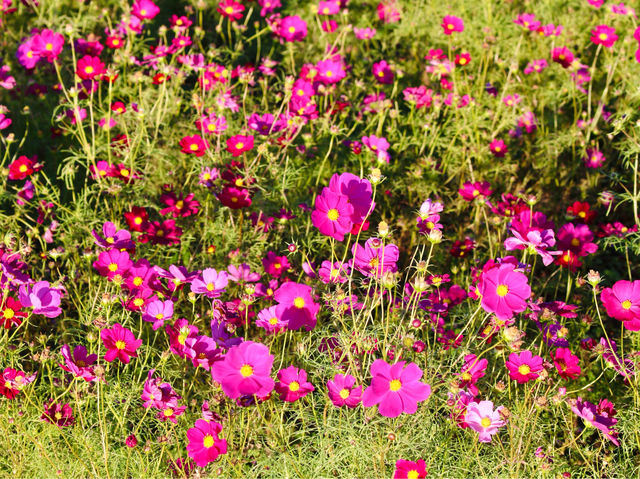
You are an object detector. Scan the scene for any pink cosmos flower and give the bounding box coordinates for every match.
[32,29,64,63]
[142,299,174,330]
[556,223,598,257]
[571,398,619,445]
[464,400,505,442]
[354,27,376,40]
[311,187,354,241]
[132,0,160,20]
[505,350,543,384]
[393,459,427,479]
[256,306,288,334]
[441,15,464,35]
[210,341,275,399]
[101,323,142,364]
[93,248,133,282]
[552,347,581,380]
[459,181,492,202]
[318,0,340,15]
[226,134,254,157]
[479,263,531,319]
[318,260,350,284]
[184,335,221,370]
[352,237,399,277]
[59,345,98,382]
[601,280,640,330]
[92,221,134,250]
[457,354,487,396]
[274,366,314,402]
[316,58,346,84]
[489,139,507,157]
[274,282,320,331]
[179,134,209,156]
[327,373,362,408]
[278,15,308,42]
[76,55,105,80]
[18,281,62,318]
[217,0,245,20]
[551,46,574,68]
[590,25,617,48]
[361,359,431,418]
[42,401,75,427]
[186,419,228,467]
[190,268,229,298]
[141,369,180,409]
[503,228,561,266]
[0,368,37,400]
[583,148,606,168]
[372,60,394,84]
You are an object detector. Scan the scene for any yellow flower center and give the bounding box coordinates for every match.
[327,209,339,221]
[134,217,143,225]
[115,340,126,350]
[108,263,118,272]
[133,277,143,286]
[518,364,531,375]
[339,388,350,399]
[389,379,402,391]
[175,200,184,210]
[598,33,608,41]
[134,298,144,307]
[622,300,632,310]
[206,283,215,291]
[269,317,279,325]
[288,26,296,33]
[163,408,173,417]
[106,237,115,244]
[325,70,333,77]
[570,238,580,247]
[155,313,164,320]
[240,364,253,377]
[407,471,420,479]
[496,284,509,297]
[480,417,492,428]
[19,164,28,172]
[461,372,472,381]
[289,381,300,392]
[46,43,53,50]
[293,297,305,308]
[236,142,244,149]
[225,6,234,13]
[189,143,198,151]
[3,309,15,319]
[85,66,94,74]
[203,434,214,448]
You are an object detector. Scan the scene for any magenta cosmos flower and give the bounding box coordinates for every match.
[352,237,399,277]
[100,323,142,364]
[361,359,431,418]
[441,15,464,35]
[464,400,505,443]
[274,366,314,402]
[190,268,229,298]
[571,398,619,446]
[479,263,531,319]
[60,345,98,382]
[327,373,362,408]
[274,282,320,331]
[186,419,228,467]
[328,172,375,225]
[601,280,640,330]
[505,350,543,384]
[311,187,354,241]
[590,25,617,48]
[393,459,427,479]
[210,341,274,399]
[552,347,581,380]
[278,15,308,42]
[18,281,62,318]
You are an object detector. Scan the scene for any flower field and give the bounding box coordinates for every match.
[2,0,640,477]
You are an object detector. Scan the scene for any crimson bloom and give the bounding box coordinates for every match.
[1,297,27,329]
[274,282,320,331]
[361,359,431,418]
[274,366,314,402]
[186,419,228,467]
[217,0,245,21]
[226,134,254,156]
[219,186,252,209]
[101,323,142,364]
[552,347,581,380]
[441,15,464,35]
[601,280,640,331]
[41,401,74,427]
[8,155,40,180]
[479,263,531,320]
[211,341,275,399]
[180,134,209,157]
[551,46,574,68]
[505,350,543,384]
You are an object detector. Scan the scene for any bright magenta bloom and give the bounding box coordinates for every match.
[464,400,505,442]
[601,280,640,331]
[186,419,228,467]
[551,46,574,68]
[352,238,399,277]
[590,25,617,47]
[457,354,487,396]
[274,282,320,331]
[361,359,431,418]
[226,134,254,156]
[180,134,209,157]
[311,187,354,241]
[132,0,160,20]
[393,459,427,479]
[217,0,245,21]
[190,268,229,298]
[101,323,142,364]
[274,366,314,402]
[441,15,464,35]
[316,58,346,84]
[32,29,64,62]
[459,181,492,202]
[552,347,581,379]
[556,223,598,257]
[76,55,105,80]
[489,139,507,157]
[211,341,275,399]
[372,60,394,84]
[505,350,543,384]
[583,148,606,168]
[327,373,362,408]
[479,263,531,320]
[278,15,308,42]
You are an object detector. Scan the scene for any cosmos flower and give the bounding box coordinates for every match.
[479,263,531,319]
[464,400,505,442]
[101,323,142,364]
[505,350,543,384]
[186,419,228,467]
[327,373,362,408]
[274,366,314,402]
[210,341,275,399]
[601,280,640,330]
